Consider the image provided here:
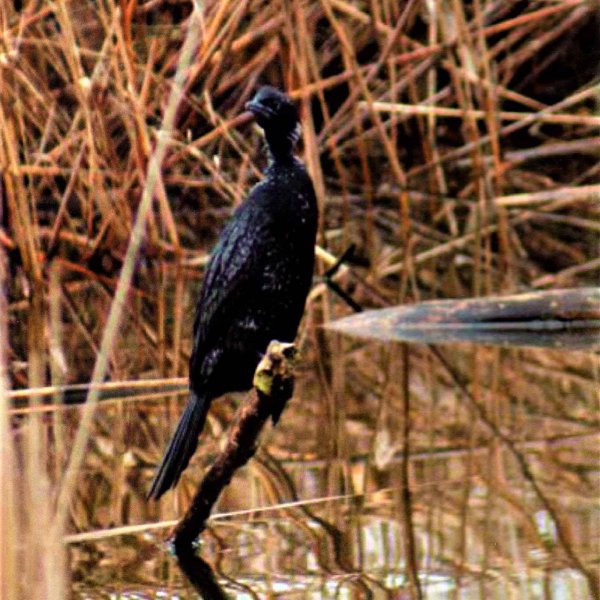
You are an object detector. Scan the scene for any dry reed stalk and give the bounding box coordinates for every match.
[364,102,600,127]
[0,245,17,600]
[398,344,423,600]
[495,184,600,207]
[0,238,67,599]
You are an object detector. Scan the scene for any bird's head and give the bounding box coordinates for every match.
[245,86,301,148]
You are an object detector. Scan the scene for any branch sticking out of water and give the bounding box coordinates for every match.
[172,340,297,550]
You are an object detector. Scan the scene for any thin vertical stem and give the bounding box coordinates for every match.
[52,6,204,534]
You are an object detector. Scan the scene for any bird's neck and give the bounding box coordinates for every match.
[265,131,295,165]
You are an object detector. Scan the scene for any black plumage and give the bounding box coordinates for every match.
[148,87,318,500]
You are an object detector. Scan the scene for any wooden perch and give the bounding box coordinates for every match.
[171,340,297,550]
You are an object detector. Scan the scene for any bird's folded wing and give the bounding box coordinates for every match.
[191,195,273,358]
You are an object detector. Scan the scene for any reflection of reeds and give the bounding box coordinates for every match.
[2,0,599,597]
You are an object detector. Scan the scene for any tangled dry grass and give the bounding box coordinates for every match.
[1,0,598,597]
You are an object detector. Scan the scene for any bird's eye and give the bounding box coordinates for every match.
[261,97,279,110]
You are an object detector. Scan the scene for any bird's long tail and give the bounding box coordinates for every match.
[147,390,209,500]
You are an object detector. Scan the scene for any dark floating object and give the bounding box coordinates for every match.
[327,287,600,350]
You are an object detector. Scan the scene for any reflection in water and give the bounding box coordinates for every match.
[69,485,594,598]
[175,544,229,599]
[61,341,598,598]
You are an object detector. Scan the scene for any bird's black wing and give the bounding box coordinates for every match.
[148,193,273,500]
[191,184,273,362]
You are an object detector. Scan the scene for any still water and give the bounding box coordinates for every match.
[61,338,598,598]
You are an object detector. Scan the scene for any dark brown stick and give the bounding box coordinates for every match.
[172,340,297,549]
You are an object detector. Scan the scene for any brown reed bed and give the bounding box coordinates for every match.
[1,0,599,597]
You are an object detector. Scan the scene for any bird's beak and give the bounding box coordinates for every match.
[245,100,272,120]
